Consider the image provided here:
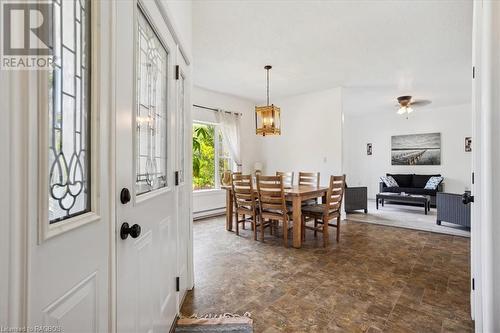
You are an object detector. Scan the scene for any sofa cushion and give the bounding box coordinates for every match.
[383,187,437,196]
[412,174,441,188]
[387,174,413,187]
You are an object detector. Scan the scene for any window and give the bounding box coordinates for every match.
[192,122,235,191]
[48,0,91,223]
[135,7,168,195]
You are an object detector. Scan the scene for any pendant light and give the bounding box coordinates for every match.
[255,65,281,136]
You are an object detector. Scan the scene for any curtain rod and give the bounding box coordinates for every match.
[193,104,242,116]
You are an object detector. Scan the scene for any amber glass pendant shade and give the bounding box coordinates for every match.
[255,104,281,136]
[255,65,281,136]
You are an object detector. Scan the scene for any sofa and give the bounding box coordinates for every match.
[379,173,443,207]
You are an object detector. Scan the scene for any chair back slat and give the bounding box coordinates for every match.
[256,175,287,215]
[276,171,294,187]
[298,172,320,187]
[326,175,346,212]
[232,173,256,210]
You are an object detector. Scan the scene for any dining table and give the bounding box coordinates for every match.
[222,184,329,248]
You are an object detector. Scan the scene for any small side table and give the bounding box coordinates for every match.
[345,186,368,213]
[436,192,471,228]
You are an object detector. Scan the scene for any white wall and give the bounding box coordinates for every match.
[343,104,472,199]
[192,86,259,217]
[257,87,344,186]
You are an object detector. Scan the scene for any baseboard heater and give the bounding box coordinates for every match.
[193,207,226,220]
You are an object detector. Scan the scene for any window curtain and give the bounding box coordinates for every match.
[216,109,242,171]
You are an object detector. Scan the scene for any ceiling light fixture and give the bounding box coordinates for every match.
[397,96,415,119]
[255,65,281,136]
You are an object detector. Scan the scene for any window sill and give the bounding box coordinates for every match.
[193,189,226,196]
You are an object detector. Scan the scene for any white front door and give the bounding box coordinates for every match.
[27,1,112,331]
[175,55,193,305]
[115,1,179,331]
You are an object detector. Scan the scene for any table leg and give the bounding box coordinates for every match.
[376,197,379,209]
[226,190,233,231]
[292,196,302,248]
[424,202,428,215]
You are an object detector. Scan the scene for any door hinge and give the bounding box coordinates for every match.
[175,65,180,80]
[472,66,475,79]
[176,277,180,292]
[472,278,475,290]
[472,172,475,185]
[175,171,180,186]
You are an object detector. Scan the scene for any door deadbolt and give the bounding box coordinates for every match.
[120,188,131,204]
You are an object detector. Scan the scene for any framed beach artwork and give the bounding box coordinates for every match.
[391,133,441,165]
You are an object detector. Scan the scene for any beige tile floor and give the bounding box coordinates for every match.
[180,216,473,332]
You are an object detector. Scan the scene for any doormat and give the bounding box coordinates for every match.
[175,313,253,332]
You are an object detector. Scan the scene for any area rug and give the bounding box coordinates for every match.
[347,199,470,237]
[175,313,253,332]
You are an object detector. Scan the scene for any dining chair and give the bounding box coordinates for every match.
[298,172,320,186]
[256,175,292,247]
[232,173,260,239]
[276,171,294,188]
[298,172,320,205]
[301,175,346,247]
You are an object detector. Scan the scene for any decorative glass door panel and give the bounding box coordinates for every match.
[135,8,168,195]
[177,71,185,184]
[48,0,91,223]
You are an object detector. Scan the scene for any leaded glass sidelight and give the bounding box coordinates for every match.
[178,73,185,184]
[136,8,168,195]
[48,0,91,223]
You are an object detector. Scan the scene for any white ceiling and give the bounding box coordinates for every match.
[192,0,472,114]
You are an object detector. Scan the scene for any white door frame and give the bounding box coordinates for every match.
[471,1,500,331]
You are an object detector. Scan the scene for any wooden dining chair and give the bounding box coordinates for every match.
[301,175,346,247]
[232,173,260,239]
[298,172,320,186]
[256,175,292,247]
[298,172,320,205]
[276,171,294,188]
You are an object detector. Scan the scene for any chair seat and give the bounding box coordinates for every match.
[301,204,339,216]
[262,208,293,215]
[302,199,318,206]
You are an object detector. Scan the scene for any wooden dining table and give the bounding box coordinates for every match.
[222,185,329,248]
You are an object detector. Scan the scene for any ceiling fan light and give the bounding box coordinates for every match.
[397,107,406,115]
[407,107,414,113]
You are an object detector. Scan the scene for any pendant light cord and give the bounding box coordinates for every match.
[266,68,270,106]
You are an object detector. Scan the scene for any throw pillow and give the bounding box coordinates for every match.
[380,176,399,187]
[424,176,444,190]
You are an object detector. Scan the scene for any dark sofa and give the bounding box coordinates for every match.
[379,173,444,207]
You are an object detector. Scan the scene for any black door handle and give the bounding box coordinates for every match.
[120,222,141,239]
[462,192,474,204]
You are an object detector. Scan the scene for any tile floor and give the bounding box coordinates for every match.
[180,216,473,333]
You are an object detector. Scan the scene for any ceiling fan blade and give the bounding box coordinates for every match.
[411,99,432,106]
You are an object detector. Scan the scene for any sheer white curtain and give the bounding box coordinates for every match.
[216,109,242,171]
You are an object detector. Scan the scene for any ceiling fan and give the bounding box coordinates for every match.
[396,96,431,118]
